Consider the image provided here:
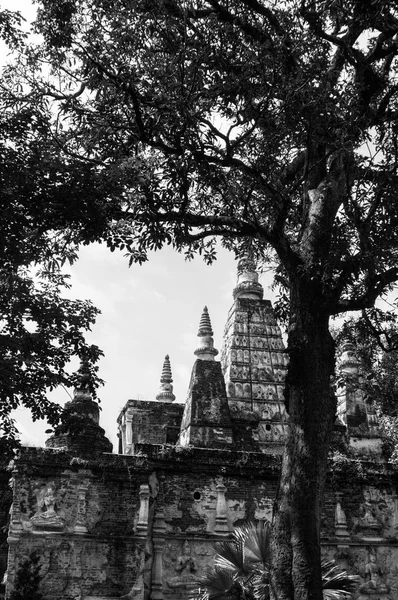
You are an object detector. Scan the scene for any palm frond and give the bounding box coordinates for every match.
[190,568,241,600]
[251,567,271,600]
[189,588,209,600]
[239,521,271,568]
[215,539,248,575]
[321,560,359,599]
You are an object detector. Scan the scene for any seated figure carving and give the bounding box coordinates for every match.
[30,485,65,531]
[360,550,390,594]
[167,540,197,589]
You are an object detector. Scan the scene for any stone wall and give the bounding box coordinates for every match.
[5,446,280,599]
[6,449,147,599]
[5,446,398,599]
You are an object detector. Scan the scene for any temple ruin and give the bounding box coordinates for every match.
[1,257,398,599]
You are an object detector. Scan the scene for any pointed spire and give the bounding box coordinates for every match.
[198,305,213,336]
[156,354,176,402]
[73,360,93,402]
[194,306,218,360]
[233,253,264,300]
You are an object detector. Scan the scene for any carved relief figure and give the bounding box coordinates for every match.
[230,365,239,379]
[30,484,65,530]
[241,366,249,379]
[243,383,251,398]
[255,385,265,399]
[176,541,197,576]
[359,489,382,532]
[360,549,390,594]
[167,540,197,589]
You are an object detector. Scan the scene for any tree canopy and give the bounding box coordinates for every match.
[0,9,105,451]
[4,1,398,598]
[11,0,398,309]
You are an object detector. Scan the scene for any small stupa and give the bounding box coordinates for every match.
[194,306,219,361]
[156,355,176,403]
[336,340,382,454]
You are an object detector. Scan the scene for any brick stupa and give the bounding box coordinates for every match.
[179,307,233,448]
[46,362,112,456]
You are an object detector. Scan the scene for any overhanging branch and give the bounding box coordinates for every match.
[332,267,398,314]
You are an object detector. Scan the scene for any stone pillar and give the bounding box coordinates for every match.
[334,493,349,539]
[151,510,166,600]
[125,414,133,453]
[8,467,23,542]
[121,421,126,452]
[74,482,90,534]
[214,483,230,536]
[136,484,150,537]
[390,493,398,532]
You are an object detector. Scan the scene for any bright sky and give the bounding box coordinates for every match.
[1,0,277,450]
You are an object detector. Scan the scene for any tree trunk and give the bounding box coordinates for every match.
[270,278,336,600]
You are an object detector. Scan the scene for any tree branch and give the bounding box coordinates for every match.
[333,267,398,314]
[205,0,273,46]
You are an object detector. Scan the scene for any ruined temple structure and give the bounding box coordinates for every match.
[3,256,398,599]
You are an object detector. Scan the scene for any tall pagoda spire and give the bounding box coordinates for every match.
[220,255,288,453]
[194,306,218,361]
[156,354,176,402]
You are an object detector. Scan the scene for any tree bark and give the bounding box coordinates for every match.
[270,278,336,600]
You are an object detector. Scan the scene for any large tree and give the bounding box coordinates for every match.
[9,0,398,598]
